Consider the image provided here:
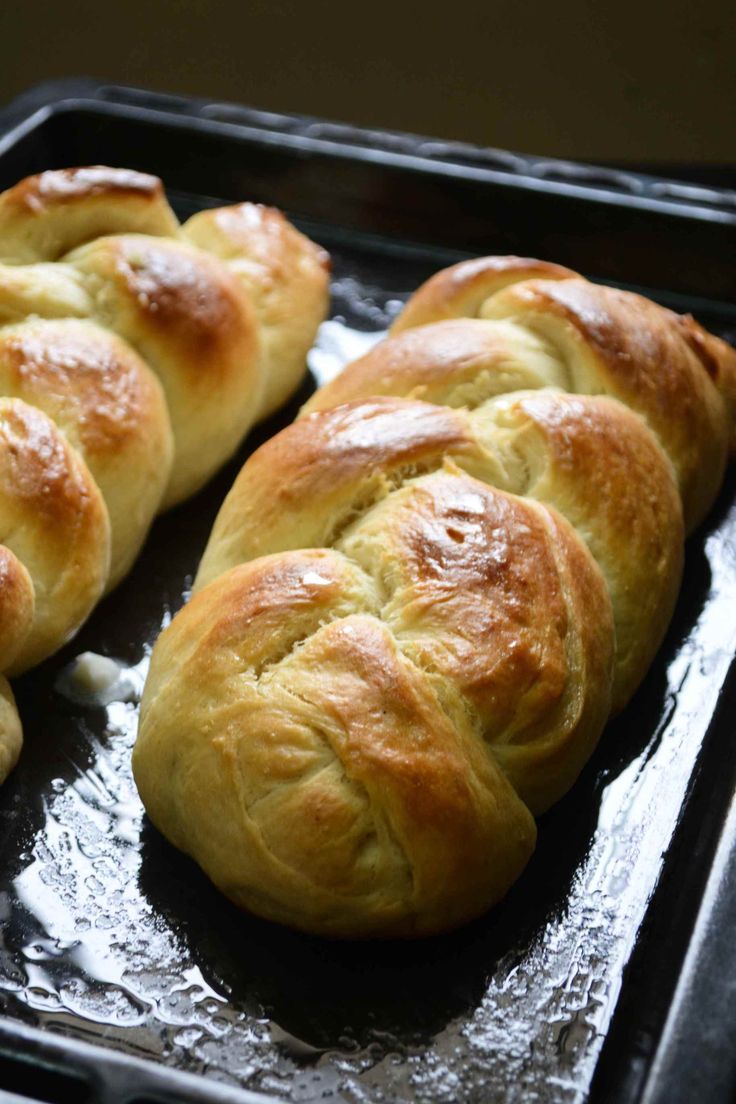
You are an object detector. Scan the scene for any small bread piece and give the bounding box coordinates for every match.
[0,166,329,783]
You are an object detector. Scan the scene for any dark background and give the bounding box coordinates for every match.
[0,0,733,165]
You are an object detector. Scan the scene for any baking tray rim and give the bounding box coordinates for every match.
[2,77,736,229]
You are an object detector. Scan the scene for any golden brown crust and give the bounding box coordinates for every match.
[390,255,576,333]
[164,425,616,934]
[5,167,163,210]
[138,254,733,938]
[0,319,174,587]
[342,473,573,737]
[198,392,682,714]
[312,266,731,534]
[0,545,34,672]
[337,469,614,814]
[674,313,736,451]
[0,398,110,673]
[0,163,328,522]
[0,167,180,263]
[301,318,566,415]
[183,203,331,420]
[499,501,615,812]
[0,165,329,786]
[136,550,537,937]
[195,397,480,588]
[483,278,729,530]
[69,234,264,508]
[474,391,684,710]
[82,235,253,372]
[0,319,161,453]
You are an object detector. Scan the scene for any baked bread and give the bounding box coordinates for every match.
[134,256,736,937]
[0,167,329,784]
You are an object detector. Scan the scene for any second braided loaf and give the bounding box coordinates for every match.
[134,256,736,937]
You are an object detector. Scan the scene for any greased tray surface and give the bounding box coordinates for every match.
[0,82,736,1104]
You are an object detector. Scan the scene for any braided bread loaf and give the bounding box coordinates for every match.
[134,257,736,938]
[0,167,329,784]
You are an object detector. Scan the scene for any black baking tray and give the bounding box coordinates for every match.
[0,79,735,1104]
